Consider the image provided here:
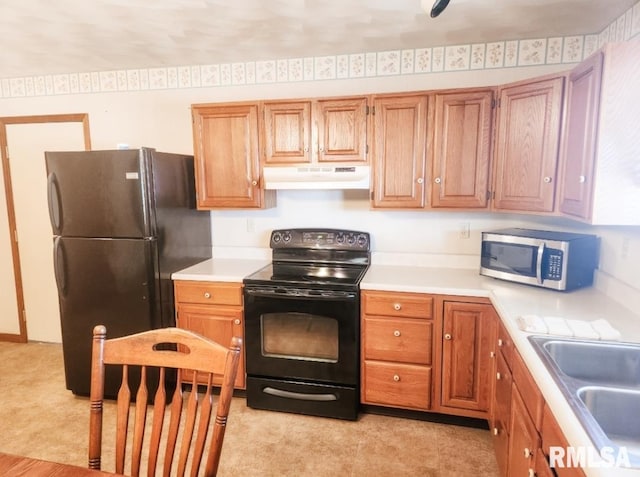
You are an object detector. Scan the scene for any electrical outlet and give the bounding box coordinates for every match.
[459,222,470,239]
[246,218,255,233]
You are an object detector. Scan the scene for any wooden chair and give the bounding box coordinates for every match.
[88,325,242,476]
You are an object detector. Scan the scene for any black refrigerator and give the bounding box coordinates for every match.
[45,148,212,397]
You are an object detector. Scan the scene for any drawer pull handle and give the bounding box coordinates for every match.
[393,330,401,337]
[393,303,401,311]
[393,374,400,382]
[444,333,452,340]
[203,292,211,299]
[493,427,499,436]
[234,319,241,325]
[524,447,532,459]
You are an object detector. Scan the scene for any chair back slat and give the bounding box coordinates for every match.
[115,365,132,474]
[131,366,149,477]
[88,325,241,477]
[147,367,167,477]
[191,374,214,477]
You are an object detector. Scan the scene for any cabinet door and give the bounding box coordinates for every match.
[493,76,564,212]
[262,101,312,164]
[316,97,368,163]
[441,302,496,413]
[176,304,245,389]
[508,386,540,477]
[192,104,264,208]
[557,51,604,220]
[431,89,494,208]
[371,95,428,208]
[492,351,513,477]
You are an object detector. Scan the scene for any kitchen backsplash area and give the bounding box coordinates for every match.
[210,190,640,314]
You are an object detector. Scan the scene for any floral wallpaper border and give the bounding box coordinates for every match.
[1,2,639,99]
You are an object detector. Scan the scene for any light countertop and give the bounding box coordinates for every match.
[173,259,640,476]
[171,258,269,282]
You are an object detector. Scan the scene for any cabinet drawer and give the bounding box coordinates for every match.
[362,361,431,410]
[363,317,432,364]
[175,280,243,306]
[512,350,544,429]
[362,291,433,319]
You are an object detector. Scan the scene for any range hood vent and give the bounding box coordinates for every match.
[263,165,370,190]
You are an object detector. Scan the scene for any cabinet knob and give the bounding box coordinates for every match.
[203,292,211,299]
[434,177,442,184]
[304,146,309,152]
[493,427,499,436]
[578,175,586,183]
[497,338,503,347]
[524,447,532,459]
[444,333,452,340]
[543,176,552,183]
[234,319,241,325]
[490,351,496,358]
[251,180,258,186]
[393,374,400,382]
[416,177,424,184]
[528,470,535,477]
[319,146,324,152]
[496,372,501,380]
[393,330,401,337]
[393,303,402,311]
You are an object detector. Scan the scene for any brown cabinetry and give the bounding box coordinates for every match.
[438,300,497,417]
[174,280,245,389]
[370,94,429,208]
[431,89,494,208]
[262,97,368,165]
[191,102,275,209]
[361,290,434,410]
[557,42,640,225]
[492,75,564,212]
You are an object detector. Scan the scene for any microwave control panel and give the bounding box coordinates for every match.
[544,249,564,280]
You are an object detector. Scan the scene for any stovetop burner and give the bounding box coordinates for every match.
[243,228,371,291]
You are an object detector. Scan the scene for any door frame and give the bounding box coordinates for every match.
[0,113,91,342]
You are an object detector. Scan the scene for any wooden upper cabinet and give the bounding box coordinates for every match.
[557,52,603,220]
[316,97,368,162]
[262,97,368,165]
[371,94,428,208]
[558,42,640,225]
[192,103,274,209]
[493,75,564,212]
[262,101,312,164]
[431,89,494,208]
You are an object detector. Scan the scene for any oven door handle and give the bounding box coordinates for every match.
[245,287,356,300]
[262,386,338,402]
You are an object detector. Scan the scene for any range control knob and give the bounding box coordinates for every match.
[347,234,356,245]
[336,233,345,244]
[357,234,368,248]
[272,233,282,244]
[283,231,292,243]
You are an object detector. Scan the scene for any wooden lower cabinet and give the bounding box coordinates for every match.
[491,349,513,477]
[508,385,541,476]
[361,290,434,410]
[174,280,245,389]
[438,300,497,418]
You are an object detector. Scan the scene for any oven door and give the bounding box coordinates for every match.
[244,286,359,386]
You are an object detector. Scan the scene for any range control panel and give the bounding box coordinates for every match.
[270,228,370,251]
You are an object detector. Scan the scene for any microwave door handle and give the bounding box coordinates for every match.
[536,243,545,285]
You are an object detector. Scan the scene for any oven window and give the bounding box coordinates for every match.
[261,312,339,362]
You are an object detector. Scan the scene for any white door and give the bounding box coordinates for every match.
[4,122,87,342]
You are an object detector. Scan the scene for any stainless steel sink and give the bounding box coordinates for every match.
[528,336,640,468]
[541,339,640,387]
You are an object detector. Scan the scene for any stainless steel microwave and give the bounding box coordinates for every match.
[480,228,599,291]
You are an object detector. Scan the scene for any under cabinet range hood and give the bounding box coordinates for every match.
[263,165,370,190]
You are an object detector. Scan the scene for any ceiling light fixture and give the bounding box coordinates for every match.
[427,0,451,18]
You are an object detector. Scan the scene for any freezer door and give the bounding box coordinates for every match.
[53,236,162,397]
[45,149,152,238]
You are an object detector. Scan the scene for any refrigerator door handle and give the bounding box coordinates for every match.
[53,236,67,296]
[47,172,63,234]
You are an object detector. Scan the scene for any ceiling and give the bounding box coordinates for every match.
[1,0,636,79]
